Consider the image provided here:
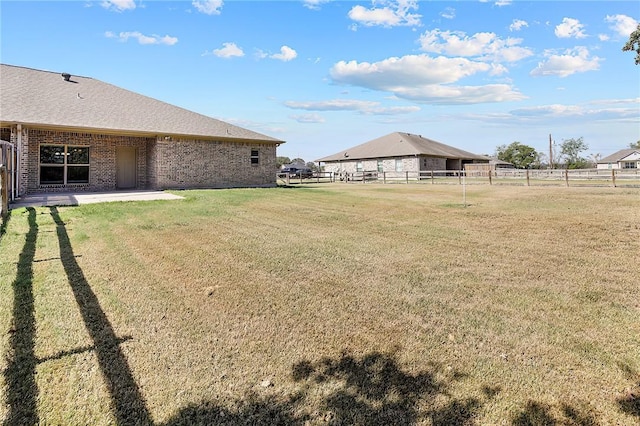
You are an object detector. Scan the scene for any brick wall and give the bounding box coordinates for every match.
[11,126,278,194]
[19,128,150,193]
[151,137,277,189]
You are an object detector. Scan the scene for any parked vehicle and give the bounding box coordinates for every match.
[281,167,313,178]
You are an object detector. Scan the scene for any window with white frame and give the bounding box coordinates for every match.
[623,161,637,169]
[40,145,89,185]
[377,159,383,172]
[251,149,259,165]
[395,159,403,172]
[356,161,363,172]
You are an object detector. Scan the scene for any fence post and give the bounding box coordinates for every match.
[488,170,492,185]
[383,172,386,184]
[458,171,461,185]
[526,169,530,186]
[431,170,434,184]
[565,169,569,187]
[1,165,7,218]
[405,171,409,184]
[612,169,616,188]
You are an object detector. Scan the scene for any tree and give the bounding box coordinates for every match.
[276,156,291,169]
[560,137,589,169]
[630,141,640,149]
[495,142,539,169]
[622,24,640,65]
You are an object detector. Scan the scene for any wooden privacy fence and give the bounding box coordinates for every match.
[1,165,8,217]
[277,169,640,188]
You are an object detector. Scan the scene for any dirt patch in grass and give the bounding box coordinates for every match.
[1,185,639,424]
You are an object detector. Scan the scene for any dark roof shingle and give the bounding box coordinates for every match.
[0,64,282,143]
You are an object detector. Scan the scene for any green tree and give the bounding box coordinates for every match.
[560,137,589,169]
[622,24,640,65]
[630,141,640,149]
[495,142,539,169]
[276,156,291,169]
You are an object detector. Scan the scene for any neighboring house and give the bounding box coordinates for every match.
[596,149,640,170]
[0,64,283,198]
[316,132,488,175]
[465,157,515,174]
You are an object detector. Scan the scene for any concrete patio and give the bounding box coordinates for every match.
[10,190,184,209]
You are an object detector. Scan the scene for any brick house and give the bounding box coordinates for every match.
[0,64,283,198]
[316,132,488,175]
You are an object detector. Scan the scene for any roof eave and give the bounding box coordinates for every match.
[0,120,284,144]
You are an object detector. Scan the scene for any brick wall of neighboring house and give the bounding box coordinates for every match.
[149,138,277,189]
[323,157,421,174]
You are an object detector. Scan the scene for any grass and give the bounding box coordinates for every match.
[1,184,639,425]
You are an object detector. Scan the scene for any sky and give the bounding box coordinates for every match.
[1,0,639,163]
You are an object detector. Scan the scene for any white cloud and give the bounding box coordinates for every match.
[555,17,587,39]
[271,46,297,61]
[329,54,525,104]
[509,19,528,32]
[100,0,136,12]
[105,31,178,45]
[348,0,421,28]
[530,47,601,78]
[192,0,223,15]
[289,114,326,123]
[495,0,512,6]
[598,34,610,42]
[303,0,330,10]
[285,99,379,111]
[213,42,244,58]
[440,7,455,20]
[418,29,533,62]
[510,100,640,121]
[284,99,420,115]
[605,14,639,38]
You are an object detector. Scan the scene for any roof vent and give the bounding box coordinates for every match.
[62,73,71,81]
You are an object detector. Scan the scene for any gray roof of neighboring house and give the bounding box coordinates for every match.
[598,149,640,163]
[0,64,282,144]
[316,132,487,162]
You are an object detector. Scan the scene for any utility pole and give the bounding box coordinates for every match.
[549,134,553,169]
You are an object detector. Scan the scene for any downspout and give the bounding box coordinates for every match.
[16,124,22,199]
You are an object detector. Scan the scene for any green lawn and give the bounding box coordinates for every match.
[1,184,639,425]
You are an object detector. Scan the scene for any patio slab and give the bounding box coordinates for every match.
[10,190,184,209]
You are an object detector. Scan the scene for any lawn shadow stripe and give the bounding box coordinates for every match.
[3,207,39,426]
[50,206,152,425]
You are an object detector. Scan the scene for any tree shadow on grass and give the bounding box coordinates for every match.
[616,362,640,418]
[164,350,497,425]
[511,400,599,426]
[3,207,39,425]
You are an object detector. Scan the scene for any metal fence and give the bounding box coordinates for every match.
[277,169,640,188]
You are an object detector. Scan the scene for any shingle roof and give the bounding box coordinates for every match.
[316,132,486,162]
[0,64,282,144]
[598,149,640,163]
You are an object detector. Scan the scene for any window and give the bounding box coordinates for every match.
[251,150,259,165]
[395,159,403,172]
[377,159,383,173]
[40,145,89,185]
[622,161,637,169]
[356,161,363,172]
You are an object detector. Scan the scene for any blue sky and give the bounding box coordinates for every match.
[1,1,639,162]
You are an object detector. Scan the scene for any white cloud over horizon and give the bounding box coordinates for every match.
[418,29,533,62]
[348,0,421,28]
[530,46,601,77]
[211,42,244,58]
[605,14,638,38]
[192,0,223,15]
[555,17,587,39]
[105,31,178,45]
[100,0,136,12]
